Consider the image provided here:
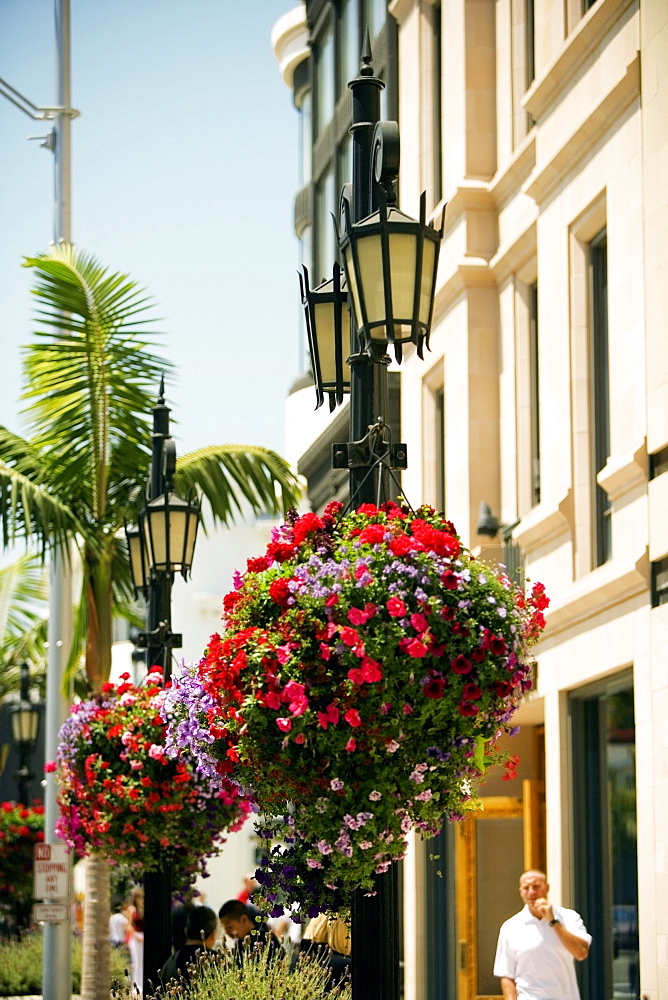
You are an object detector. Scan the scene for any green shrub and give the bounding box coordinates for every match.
[111,945,351,1000]
[0,932,128,995]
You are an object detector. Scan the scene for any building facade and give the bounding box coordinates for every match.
[273,1,667,998]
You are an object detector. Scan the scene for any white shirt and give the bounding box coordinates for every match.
[493,904,591,1000]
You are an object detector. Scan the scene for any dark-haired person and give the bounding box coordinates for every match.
[218,899,283,964]
[159,904,220,986]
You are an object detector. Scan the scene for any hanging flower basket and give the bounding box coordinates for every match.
[53,668,251,887]
[0,800,45,905]
[166,502,548,912]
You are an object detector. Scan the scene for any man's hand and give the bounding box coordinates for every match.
[533,897,554,922]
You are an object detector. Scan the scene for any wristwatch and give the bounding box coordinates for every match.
[549,917,560,926]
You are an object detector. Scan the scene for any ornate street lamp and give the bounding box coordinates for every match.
[339,185,442,362]
[10,663,41,806]
[140,487,199,581]
[124,382,200,992]
[298,35,444,1000]
[299,261,350,409]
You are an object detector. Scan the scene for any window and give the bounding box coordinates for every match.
[431,2,443,206]
[590,229,611,566]
[315,20,335,136]
[526,0,535,84]
[424,827,457,999]
[529,282,540,507]
[314,166,337,282]
[651,555,668,607]
[571,678,639,1000]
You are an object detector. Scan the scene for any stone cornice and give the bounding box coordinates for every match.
[524,54,640,205]
[513,490,573,553]
[522,0,637,122]
[597,441,647,502]
[543,549,649,637]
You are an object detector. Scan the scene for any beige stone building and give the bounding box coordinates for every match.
[273,1,667,997]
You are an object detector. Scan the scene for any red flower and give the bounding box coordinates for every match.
[359,523,386,545]
[247,555,270,573]
[462,683,483,701]
[399,638,428,658]
[451,655,472,675]
[344,709,362,727]
[269,578,293,607]
[423,676,446,699]
[386,597,407,618]
[459,702,478,717]
[441,571,459,590]
[292,512,324,545]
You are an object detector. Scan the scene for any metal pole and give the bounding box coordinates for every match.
[142,385,174,993]
[43,4,73,999]
[347,41,400,1000]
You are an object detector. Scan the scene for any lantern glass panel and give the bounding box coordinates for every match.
[313,299,339,386]
[347,234,385,339]
[419,238,437,325]
[12,705,39,744]
[127,529,148,590]
[388,231,418,322]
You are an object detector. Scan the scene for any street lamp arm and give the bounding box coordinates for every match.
[0,76,80,120]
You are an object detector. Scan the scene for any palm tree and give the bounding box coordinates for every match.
[0,244,301,1000]
[0,553,48,699]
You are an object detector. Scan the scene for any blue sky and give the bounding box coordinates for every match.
[0,0,303,459]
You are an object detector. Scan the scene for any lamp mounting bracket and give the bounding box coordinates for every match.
[332,419,407,472]
[372,121,400,204]
[136,623,182,651]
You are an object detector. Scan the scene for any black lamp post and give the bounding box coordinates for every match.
[10,663,41,807]
[300,37,443,1000]
[125,380,200,992]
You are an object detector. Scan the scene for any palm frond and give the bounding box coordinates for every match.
[21,244,172,521]
[0,460,80,553]
[174,445,302,527]
[0,553,48,697]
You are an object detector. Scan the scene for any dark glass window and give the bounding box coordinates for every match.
[526,0,535,84]
[432,2,443,205]
[424,827,457,999]
[315,20,335,136]
[651,555,668,607]
[435,386,445,513]
[529,282,540,507]
[590,228,611,566]
[571,680,639,1000]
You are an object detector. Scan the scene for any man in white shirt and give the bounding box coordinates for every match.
[494,869,591,1000]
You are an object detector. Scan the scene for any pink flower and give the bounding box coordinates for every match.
[44,761,57,773]
[348,607,371,625]
[401,638,428,658]
[345,738,357,752]
[386,597,407,617]
[317,703,340,729]
[410,612,429,632]
[265,691,281,710]
[276,717,292,732]
[344,708,362,727]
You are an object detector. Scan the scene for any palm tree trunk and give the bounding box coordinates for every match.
[85,551,114,691]
[80,853,111,1000]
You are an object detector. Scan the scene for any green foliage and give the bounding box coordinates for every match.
[0,553,48,698]
[0,932,127,995]
[0,243,301,693]
[111,946,351,1000]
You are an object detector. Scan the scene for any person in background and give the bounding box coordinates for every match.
[126,887,145,993]
[236,872,259,904]
[494,869,591,1000]
[109,896,129,954]
[218,899,283,964]
[159,905,220,986]
[300,912,351,990]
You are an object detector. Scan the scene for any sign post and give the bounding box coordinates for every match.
[34,843,70,901]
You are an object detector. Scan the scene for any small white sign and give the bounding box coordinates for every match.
[33,843,70,901]
[33,902,69,923]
